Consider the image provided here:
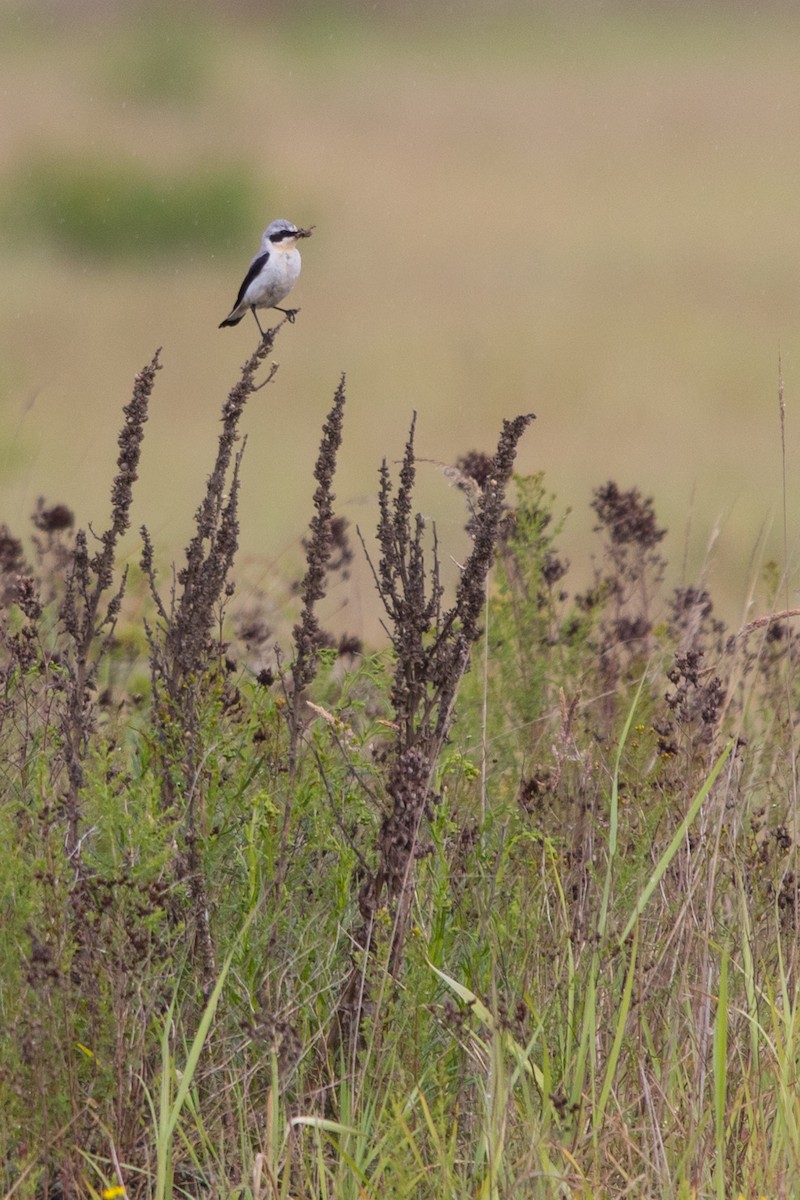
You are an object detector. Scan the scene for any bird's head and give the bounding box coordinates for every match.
[263,220,315,250]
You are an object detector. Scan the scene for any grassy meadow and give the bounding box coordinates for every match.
[2,3,800,1198]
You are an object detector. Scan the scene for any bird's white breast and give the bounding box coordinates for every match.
[248,245,301,306]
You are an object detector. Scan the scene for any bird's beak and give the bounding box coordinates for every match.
[296,226,315,238]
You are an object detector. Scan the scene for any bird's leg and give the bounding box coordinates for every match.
[250,306,268,339]
[273,306,300,324]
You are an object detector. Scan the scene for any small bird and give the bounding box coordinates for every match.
[219,219,313,337]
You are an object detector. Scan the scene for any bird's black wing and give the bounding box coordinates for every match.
[232,250,270,308]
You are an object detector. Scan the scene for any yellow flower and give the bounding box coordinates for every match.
[102,1187,126,1199]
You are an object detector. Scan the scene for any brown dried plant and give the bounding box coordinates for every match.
[141,327,282,995]
[60,350,160,861]
[332,411,534,1058]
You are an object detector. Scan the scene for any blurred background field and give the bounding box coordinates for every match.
[2,0,800,640]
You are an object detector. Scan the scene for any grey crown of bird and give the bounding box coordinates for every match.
[219,219,313,337]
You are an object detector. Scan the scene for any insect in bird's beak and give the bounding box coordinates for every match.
[296,226,315,238]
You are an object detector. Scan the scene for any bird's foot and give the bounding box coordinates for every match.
[275,306,300,324]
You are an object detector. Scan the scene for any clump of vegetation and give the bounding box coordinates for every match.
[6,154,257,260]
[0,317,799,1200]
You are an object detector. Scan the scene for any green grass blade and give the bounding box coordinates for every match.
[617,740,733,947]
[713,945,729,1200]
[598,671,648,939]
[155,910,256,1200]
[596,925,638,1130]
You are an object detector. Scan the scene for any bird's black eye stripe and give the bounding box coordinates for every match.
[269,229,297,243]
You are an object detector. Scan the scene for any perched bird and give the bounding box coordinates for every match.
[219,219,313,337]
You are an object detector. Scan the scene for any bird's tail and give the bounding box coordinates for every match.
[219,312,244,328]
